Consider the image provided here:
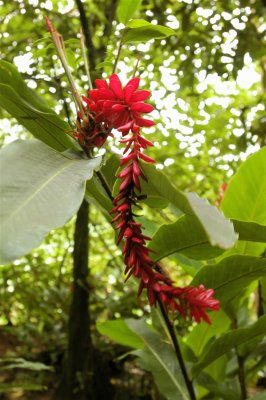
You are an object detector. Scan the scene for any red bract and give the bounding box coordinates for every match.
[82,73,219,324]
[82,74,155,135]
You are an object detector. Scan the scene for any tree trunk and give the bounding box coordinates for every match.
[55,199,93,400]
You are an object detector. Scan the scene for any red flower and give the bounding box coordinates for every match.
[78,73,220,324]
[83,74,155,135]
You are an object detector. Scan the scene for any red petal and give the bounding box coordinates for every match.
[88,89,99,101]
[109,74,124,99]
[138,135,154,149]
[119,174,132,191]
[134,116,155,127]
[98,88,116,100]
[95,79,108,89]
[131,102,154,113]
[124,84,136,102]
[124,77,140,92]
[117,121,133,133]
[131,90,151,102]
[138,152,156,163]
[118,164,132,178]
[112,104,126,111]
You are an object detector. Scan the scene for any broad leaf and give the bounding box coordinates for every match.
[192,255,266,305]
[0,60,77,152]
[0,139,101,264]
[232,220,266,243]
[191,315,266,377]
[127,319,190,400]
[195,373,239,400]
[122,23,176,43]
[140,163,238,250]
[96,319,143,349]
[117,0,142,25]
[222,147,266,225]
[126,19,151,28]
[149,215,224,261]
[185,310,231,357]
[86,154,120,220]
[0,357,52,371]
[149,218,266,262]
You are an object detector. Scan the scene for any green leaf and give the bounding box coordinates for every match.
[0,139,101,264]
[122,24,176,43]
[149,217,266,262]
[221,147,266,225]
[191,315,266,377]
[0,357,52,371]
[65,48,77,70]
[96,319,143,349]
[126,19,151,28]
[117,0,142,25]
[95,61,113,70]
[195,373,238,400]
[192,255,266,305]
[140,163,238,250]
[149,215,224,261]
[127,319,190,400]
[31,43,55,58]
[233,220,266,243]
[86,154,120,220]
[0,60,77,152]
[185,310,231,357]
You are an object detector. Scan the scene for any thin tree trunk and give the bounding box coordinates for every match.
[55,199,93,400]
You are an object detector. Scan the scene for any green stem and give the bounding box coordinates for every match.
[80,28,93,90]
[112,39,123,73]
[45,17,85,118]
[157,298,196,400]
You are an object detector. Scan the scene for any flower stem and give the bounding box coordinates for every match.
[80,28,93,90]
[45,17,86,119]
[112,39,123,73]
[157,298,196,400]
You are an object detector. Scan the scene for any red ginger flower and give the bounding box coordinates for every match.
[82,74,155,135]
[84,73,219,324]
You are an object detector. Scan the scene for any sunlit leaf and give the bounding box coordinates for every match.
[0,139,101,264]
[192,255,266,305]
[0,60,77,152]
[191,315,266,377]
[117,0,142,25]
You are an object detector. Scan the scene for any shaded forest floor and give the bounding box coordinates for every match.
[0,327,156,400]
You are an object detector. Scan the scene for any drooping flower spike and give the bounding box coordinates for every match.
[80,74,220,324]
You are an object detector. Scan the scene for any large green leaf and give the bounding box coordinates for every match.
[149,218,266,262]
[185,310,231,357]
[117,0,142,25]
[232,220,266,243]
[140,163,238,250]
[221,147,266,225]
[0,60,77,152]
[122,23,176,43]
[0,139,101,264]
[191,315,266,377]
[192,255,266,305]
[85,154,120,220]
[149,215,223,260]
[127,319,190,400]
[96,319,143,349]
[195,373,238,400]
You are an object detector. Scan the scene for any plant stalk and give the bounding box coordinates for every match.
[80,28,93,90]
[112,39,123,73]
[157,298,196,400]
[45,17,85,119]
[233,318,247,400]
